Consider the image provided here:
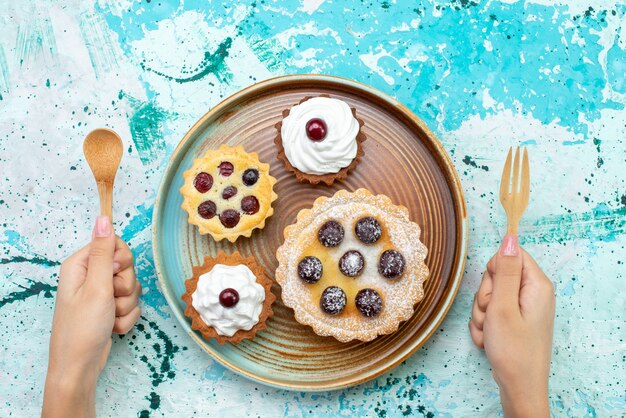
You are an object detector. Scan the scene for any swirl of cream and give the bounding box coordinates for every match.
[191,264,265,336]
[281,97,360,175]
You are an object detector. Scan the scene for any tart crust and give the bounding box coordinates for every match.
[274,95,366,186]
[275,189,429,342]
[182,251,275,345]
[180,144,278,242]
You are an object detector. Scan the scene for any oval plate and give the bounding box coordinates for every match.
[153,74,468,391]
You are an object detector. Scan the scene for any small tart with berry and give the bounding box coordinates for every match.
[182,251,275,345]
[275,189,429,342]
[180,145,278,242]
[275,96,366,186]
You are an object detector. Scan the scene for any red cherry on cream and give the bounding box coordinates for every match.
[305,118,327,142]
[219,288,239,308]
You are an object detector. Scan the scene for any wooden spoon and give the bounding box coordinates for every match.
[83,128,123,220]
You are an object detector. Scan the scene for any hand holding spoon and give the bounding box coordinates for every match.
[83,128,123,220]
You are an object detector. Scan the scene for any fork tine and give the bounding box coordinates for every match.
[520,148,530,208]
[512,146,521,194]
[499,147,513,203]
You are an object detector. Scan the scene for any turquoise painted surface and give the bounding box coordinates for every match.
[0,0,624,416]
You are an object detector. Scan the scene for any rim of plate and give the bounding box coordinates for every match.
[152,74,469,391]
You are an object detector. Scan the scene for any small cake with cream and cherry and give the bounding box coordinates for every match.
[182,251,275,345]
[275,96,366,185]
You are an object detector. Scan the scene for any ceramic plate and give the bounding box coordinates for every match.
[153,75,468,391]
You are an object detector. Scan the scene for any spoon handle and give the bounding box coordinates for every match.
[96,181,113,220]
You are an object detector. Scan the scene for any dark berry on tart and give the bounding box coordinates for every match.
[197,201,217,219]
[241,196,260,215]
[194,172,213,193]
[242,168,259,186]
[355,288,383,317]
[320,286,346,315]
[317,220,344,247]
[355,216,382,244]
[218,161,234,176]
[221,186,238,200]
[298,256,323,283]
[379,250,406,279]
[338,250,365,277]
[220,209,240,228]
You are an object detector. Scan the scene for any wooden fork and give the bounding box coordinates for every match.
[499,146,530,235]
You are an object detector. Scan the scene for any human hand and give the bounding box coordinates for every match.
[469,234,555,418]
[43,216,141,418]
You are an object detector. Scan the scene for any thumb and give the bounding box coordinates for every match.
[491,233,523,310]
[85,216,116,297]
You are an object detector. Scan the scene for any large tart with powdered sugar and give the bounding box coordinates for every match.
[275,189,429,342]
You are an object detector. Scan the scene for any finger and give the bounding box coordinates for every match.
[486,254,496,276]
[520,249,554,292]
[85,216,116,297]
[115,282,141,317]
[60,242,91,277]
[58,243,92,293]
[471,296,486,330]
[468,320,484,349]
[519,249,555,316]
[113,306,141,334]
[113,268,137,297]
[476,270,493,311]
[491,234,523,310]
[113,237,134,274]
[521,248,545,280]
[63,242,91,267]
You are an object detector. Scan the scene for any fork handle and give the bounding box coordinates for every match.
[507,219,519,235]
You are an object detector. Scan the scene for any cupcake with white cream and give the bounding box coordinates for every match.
[275,96,366,185]
[182,251,275,344]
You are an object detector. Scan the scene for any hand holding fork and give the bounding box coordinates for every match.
[469,147,556,417]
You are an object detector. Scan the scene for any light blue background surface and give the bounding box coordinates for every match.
[0,1,624,416]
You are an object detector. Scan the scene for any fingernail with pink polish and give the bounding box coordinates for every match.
[95,216,112,237]
[499,233,519,257]
[113,262,121,273]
